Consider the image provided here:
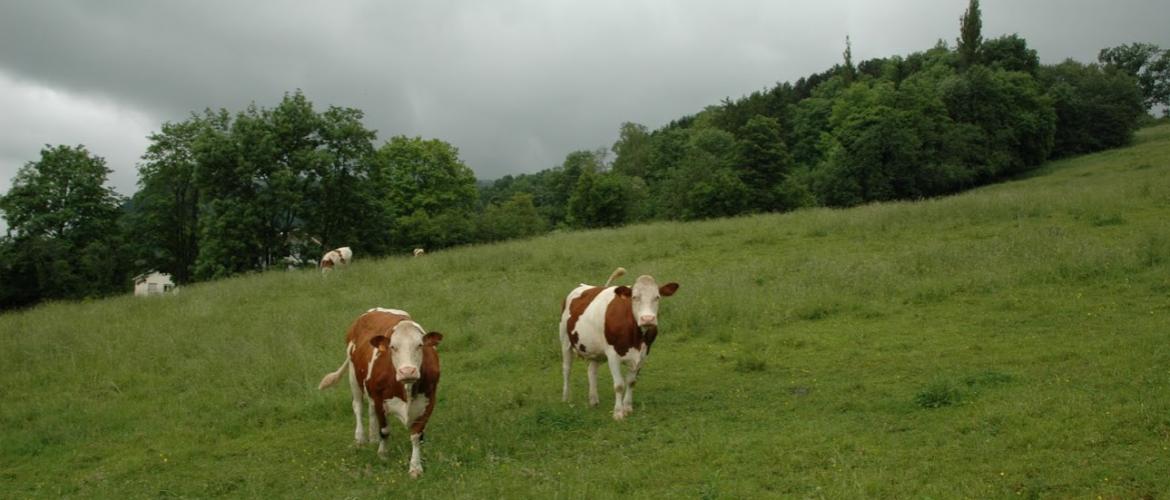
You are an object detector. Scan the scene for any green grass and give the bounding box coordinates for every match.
[3,125,1170,498]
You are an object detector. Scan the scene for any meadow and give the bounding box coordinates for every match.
[2,125,1169,498]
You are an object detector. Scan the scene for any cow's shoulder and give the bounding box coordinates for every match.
[603,295,642,355]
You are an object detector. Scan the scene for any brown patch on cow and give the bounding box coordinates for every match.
[603,294,646,356]
[565,286,604,350]
[320,258,334,269]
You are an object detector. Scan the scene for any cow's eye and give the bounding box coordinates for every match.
[390,346,399,352]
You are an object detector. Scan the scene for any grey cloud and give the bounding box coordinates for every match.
[1,0,1168,203]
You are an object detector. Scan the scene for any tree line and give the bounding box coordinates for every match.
[1,0,1168,309]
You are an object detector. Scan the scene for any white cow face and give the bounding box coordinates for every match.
[618,275,680,328]
[371,321,443,383]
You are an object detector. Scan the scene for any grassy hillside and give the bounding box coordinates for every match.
[3,125,1170,498]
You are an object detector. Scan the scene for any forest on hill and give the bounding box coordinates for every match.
[1,1,1168,309]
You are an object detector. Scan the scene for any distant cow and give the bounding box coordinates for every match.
[413,248,425,257]
[319,246,353,272]
[319,308,443,477]
[559,267,679,420]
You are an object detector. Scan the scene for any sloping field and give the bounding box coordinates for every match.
[3,125,1169,498]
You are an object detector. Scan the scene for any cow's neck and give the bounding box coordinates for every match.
[641,324,658,354]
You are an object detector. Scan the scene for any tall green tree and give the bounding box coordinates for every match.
[658,127,750,220]
[815,82,928,205]
[1039,60,1145,156]
[941,66,1056,177]
[303,105,380,254]
[185,91,385,279]
[842,35,857,83]
[545,149,606,228]
[567,170,634,228]
[126,116,206,283]
[982,34,1039,74]
[192,104,275,279]
[1098,43,1170,113]
[477,192,547,242]
[957,0,982,69]
[0,145,126,305]
[375,136,478,251]
[611,122,652,179]
[736,114,793,211]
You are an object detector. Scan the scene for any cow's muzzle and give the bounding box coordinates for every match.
[397,366,420,382]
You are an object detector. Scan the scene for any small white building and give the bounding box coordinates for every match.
[133,271,175,297]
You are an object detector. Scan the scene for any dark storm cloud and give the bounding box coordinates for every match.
[1,0,1168,202]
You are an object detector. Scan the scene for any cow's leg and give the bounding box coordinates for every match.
[366,395,378,444]
[622,365,640,416]
[606,354,627,420]
[561,342,574,402]
[375,399,390,460]
[408,432,423,478]
[347,363,367,445]
[587,360,600,407]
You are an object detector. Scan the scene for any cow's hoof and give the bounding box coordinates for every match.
[409,468,422,478]
[612,410,626,421]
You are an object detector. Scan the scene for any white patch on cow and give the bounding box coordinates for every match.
[409,433,423,478]
[365,348,379,385]
[384,394,430,427]
[365,307,411,318]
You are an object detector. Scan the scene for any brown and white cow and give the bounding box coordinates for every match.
[413,248,425,257]
[319,246,353,272]
[319,308,443,477]
[559,267,679,420]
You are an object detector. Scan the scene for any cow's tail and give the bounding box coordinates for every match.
[318,351,351,390]
[605,267,627,287]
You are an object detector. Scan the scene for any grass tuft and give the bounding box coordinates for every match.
[914,381,962,409]
[734,356,767,373]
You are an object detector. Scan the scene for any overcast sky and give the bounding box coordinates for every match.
[1,0,1168,202]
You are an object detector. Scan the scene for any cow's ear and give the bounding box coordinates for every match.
[659,282,679,297]
[614,286,632,297]
[424,331,443,347]
[369,335,389,351]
